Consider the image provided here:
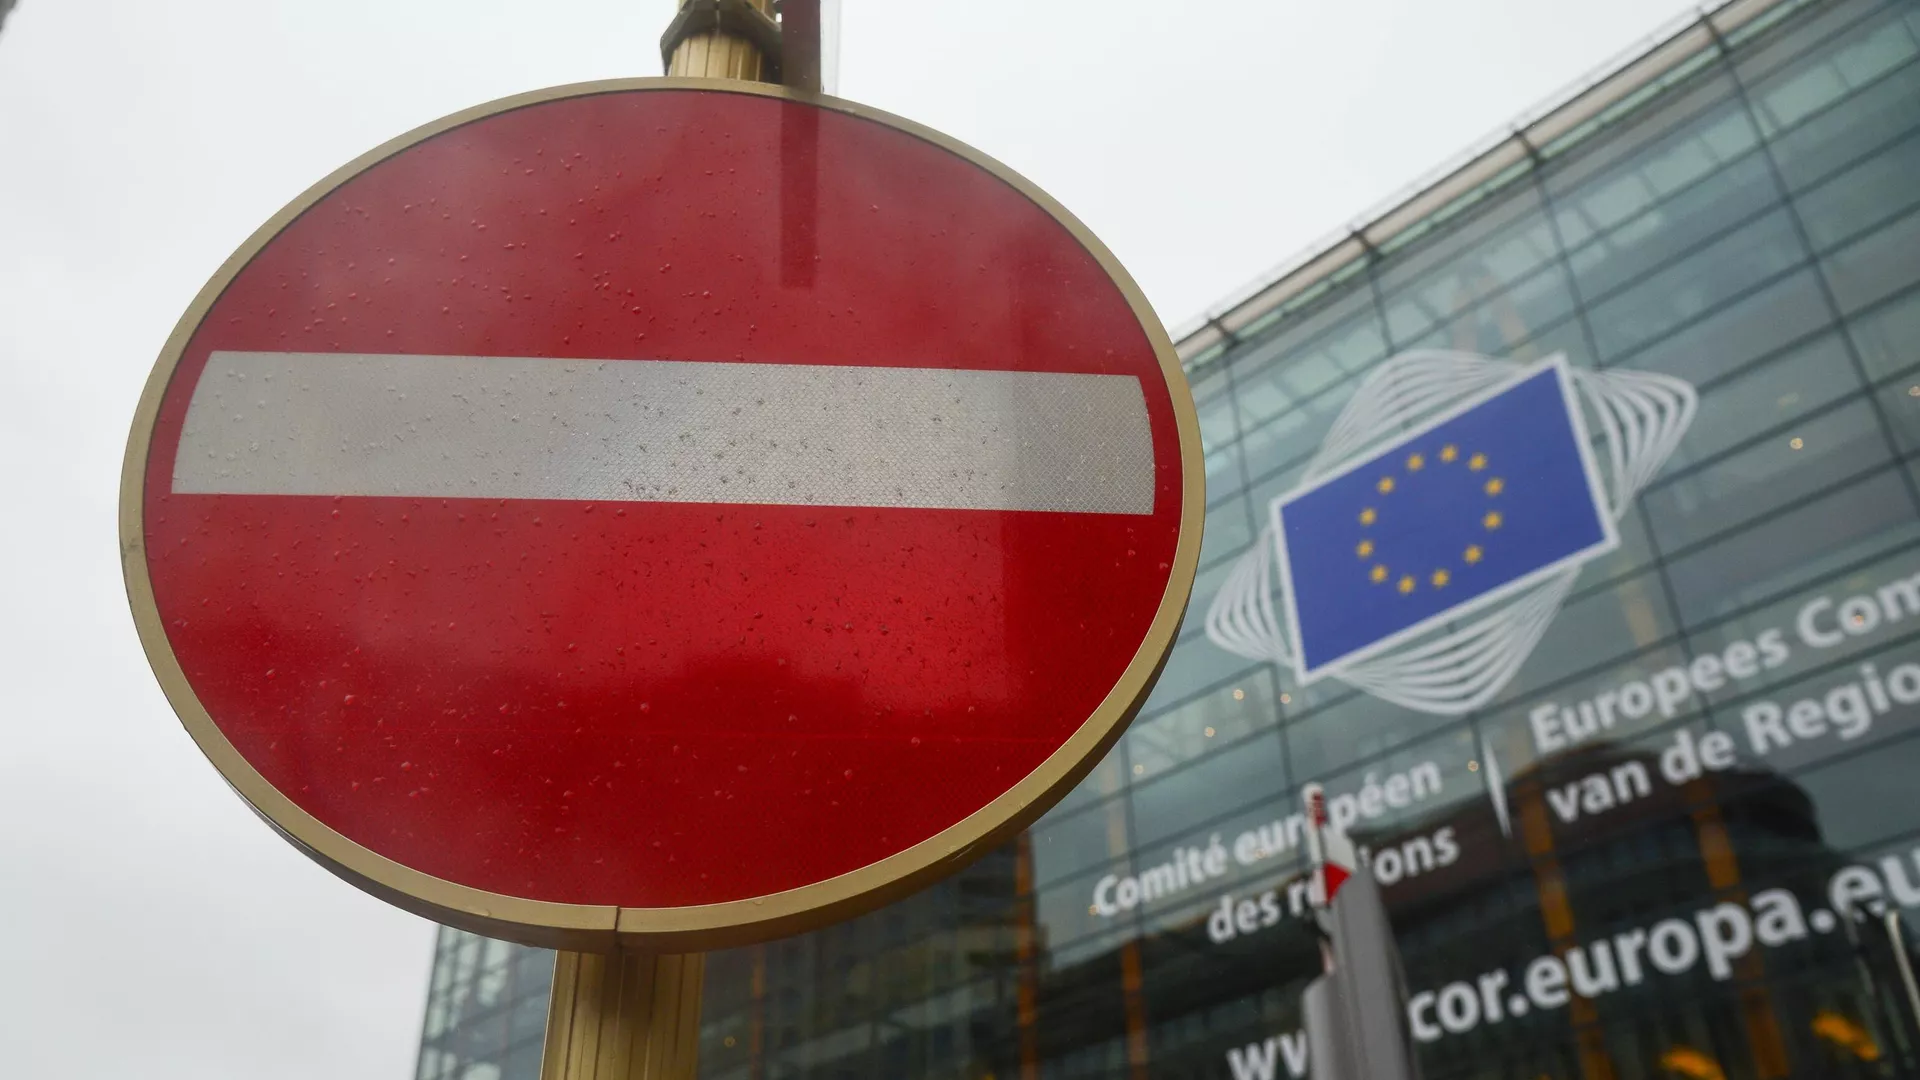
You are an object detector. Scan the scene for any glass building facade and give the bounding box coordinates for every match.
[417,0,1920,1075]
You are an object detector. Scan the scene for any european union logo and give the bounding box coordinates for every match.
[1274,358,1618,680]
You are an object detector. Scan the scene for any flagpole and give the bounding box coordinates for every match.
[1300,783,1423,1080]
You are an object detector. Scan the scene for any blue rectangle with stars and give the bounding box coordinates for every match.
[1275,359,1618,678]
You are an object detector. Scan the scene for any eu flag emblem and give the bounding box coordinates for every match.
[1274,359,1618,680]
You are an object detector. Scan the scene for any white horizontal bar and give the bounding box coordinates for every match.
[172,351,1155,515]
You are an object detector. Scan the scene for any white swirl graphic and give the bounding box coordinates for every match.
[1206,350,1696,717]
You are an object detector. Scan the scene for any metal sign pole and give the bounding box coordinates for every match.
[541,952,706,1080]
[536,8,786,1077]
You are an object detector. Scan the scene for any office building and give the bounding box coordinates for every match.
[418,0,1920,1075]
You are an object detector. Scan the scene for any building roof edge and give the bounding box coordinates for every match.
[1173,0,1798,366]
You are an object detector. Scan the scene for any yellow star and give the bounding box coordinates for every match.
[1356,539,1374,558]
[1398,575,1416,594]
[1377,476,1396,494]
[1431,569,1451,588]
[1370,565,1388,584]
[1464,545,1483,564]
[1484,511,1503,530]
[1439,445,1458,463]
[1407,452,1425,471]
[1469,453,1488,471]
[1485,477,1505,496]
[1359,507,1377,526]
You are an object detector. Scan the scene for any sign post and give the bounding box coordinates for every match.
[541,950,705,1079]
[120,11,1200,1080]
[537,9,785,1073]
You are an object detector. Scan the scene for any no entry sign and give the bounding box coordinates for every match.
[122,80,1200,949]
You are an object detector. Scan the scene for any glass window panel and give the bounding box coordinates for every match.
[507,990,548,1045]
[1695,610,1920,778]
[1190,361,1230,405]
[1227,290,1386,431]
[1730,0,1897,85]
[476,961,508,1008]
[1789,733,1920,852]
[1875,374,1920,456]
[1204,441,1247,498]
[1275,351,1348,404]
[1565,152,1780,303]
[1663,331,1861,472]
[1140,895,1316,1043]
[1795,126,1920,250]
[1521,569,1678,691]
[1230,373,1296,441]
[1644,397,1888,552]
[1743,5,1920,134]
[1844,833,1920,921]
[514,948,552,993]
[1320,724,1478,839]
[1377,195,1560,347]
[1283,685,1443,785]
[1243,461,1307,536]
[1498,312,1594,370]
[1140,643,1264,723]
[1482,641,1696,772]
[1035,864,1134,953]
[1387,206,1559,298]
[1266,668,1341,725]
[1851,283,1920,380]
[1758,48,1861,130]
[1376,185,1553,296]
[1537,722,1720,870]
[1127,673,1279,785]
[1768,56,1920,191]
[1399,262,1580,358]
[1665,467,1919,627]
[1236,282,1390,361]
[1683,543,1920,712]
[1198,393,1240,452]
[1610,267,1832,384]
[1030,798,1128,889]
[1546,75,1755,241]
[1589,208,1808,360]
[1236,388,1349,483]
[1197,394,1246,495]
[1131,799,1309,928]
[1201,498,1253,568]
[500,1043,541,1080]
[1821,203,1920,314]
[1578,505,1660,588]
[1127,732,1285,847]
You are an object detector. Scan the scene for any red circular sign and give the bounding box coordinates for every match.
[123,80,1199,948]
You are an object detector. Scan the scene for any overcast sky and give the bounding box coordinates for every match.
[0,1,1700,1075]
